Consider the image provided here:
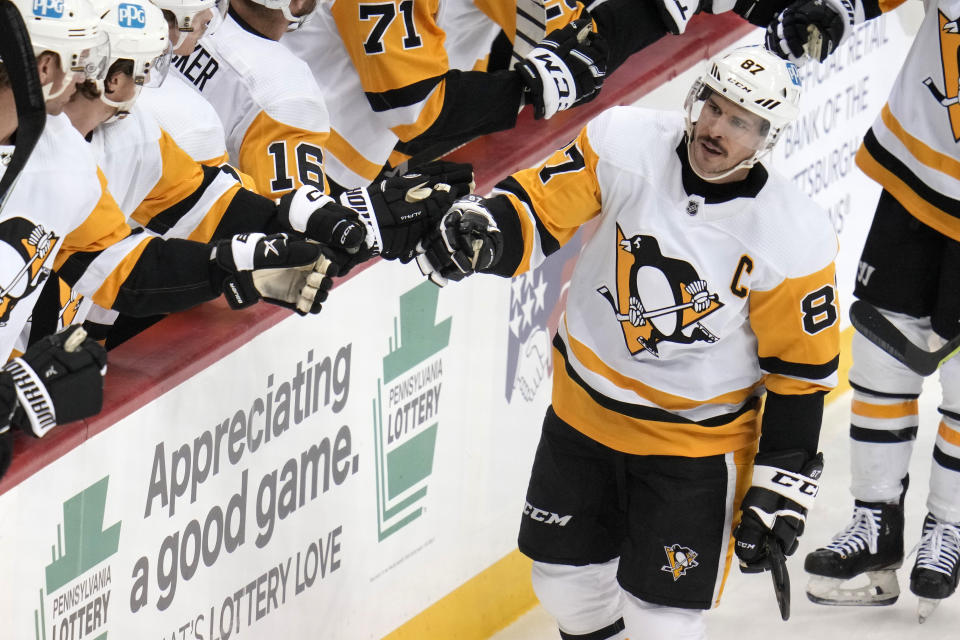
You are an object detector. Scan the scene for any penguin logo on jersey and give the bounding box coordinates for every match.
[0,218,59,326]
[597,226,723,357]
[922,11,960,142]
[661,543,699,581]
[57,280,83,331]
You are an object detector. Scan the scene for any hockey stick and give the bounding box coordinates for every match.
[597,285,717,322]
[0,0,46,211]
[766,540,791,621]
[849,300,960,376]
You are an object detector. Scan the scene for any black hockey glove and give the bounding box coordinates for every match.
[735,450,823,571]
[515,19,609,120]
[415,195,503,287]
[765,0,850,63]
[211,232,337,315]
[0,325,107,439]
[339,161,475,262]
[276,162,474,267]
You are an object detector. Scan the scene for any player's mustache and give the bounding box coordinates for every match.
[697,135,726,156]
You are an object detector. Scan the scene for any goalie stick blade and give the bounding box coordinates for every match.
[0,0,46,211]
[849,300,960,376]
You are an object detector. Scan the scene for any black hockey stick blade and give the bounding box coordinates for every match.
[767,541,790,621]
[0,0,45,209]
[849,300,960,376]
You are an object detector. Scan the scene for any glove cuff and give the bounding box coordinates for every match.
[340,188,382,254]
[821,0,858,38]
[2,358,57,437]
[750,451,823,512]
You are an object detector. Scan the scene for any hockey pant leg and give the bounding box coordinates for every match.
[621,591,705,640]
[848,308,926,502]
[928,355,960,523]
[531,559,628,639]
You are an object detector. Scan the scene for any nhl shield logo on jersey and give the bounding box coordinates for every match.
[0,218,59,326]
[661,543,699,581]
[597,225,723,357]
[922,10,960,141]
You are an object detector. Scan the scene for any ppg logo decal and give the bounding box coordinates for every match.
[117,2,146,27]
[32,0,64,18]
[786,61,802,87]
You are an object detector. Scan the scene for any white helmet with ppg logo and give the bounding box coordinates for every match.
[11,0,111,99]
[97,0,170,117]
[684,45,803,175]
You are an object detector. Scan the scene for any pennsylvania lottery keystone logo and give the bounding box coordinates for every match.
[372,281,450,541]
[34,476,121,640]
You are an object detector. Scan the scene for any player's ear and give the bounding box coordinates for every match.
[104,69,126,95]
[34,52,59,85]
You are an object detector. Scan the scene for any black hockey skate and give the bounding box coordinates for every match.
[910,512,960,623]
[805,497,905,606]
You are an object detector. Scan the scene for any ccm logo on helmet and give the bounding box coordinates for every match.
[32,0,64,18]
[118,2,147,27]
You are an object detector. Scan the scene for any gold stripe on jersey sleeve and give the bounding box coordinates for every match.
[130,130,207,228]
[749,262,840,386]
[565,327,761,411]
[389,82,446,142]
[326,128,386,182]
[763,373,834,395]
[332,0,448,95]
[856,145,960,241]
[201,151,230,167]
[89,236,154,310]
[184,183,244,244]
[551,348,762,457]
[239,111,330,199]
[503,127,602,274]
[54,169,132,271]
[880,104,960,181]
[852,398,919,419]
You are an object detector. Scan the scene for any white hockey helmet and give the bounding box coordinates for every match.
[684,45,802,178]
[11,0,111,99]
[148,0,227,49]
[97,0,170,118]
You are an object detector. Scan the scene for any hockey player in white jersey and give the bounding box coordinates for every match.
[416,46,839,640]
[137,0,230,165]
[47,0,473,345]
[0,0,350,478]
[0,0,108,482]
[764,0,960,622]
[168,0,332,198]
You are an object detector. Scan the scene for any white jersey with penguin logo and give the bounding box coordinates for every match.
[495,107,840,457]
[0,115,142,360]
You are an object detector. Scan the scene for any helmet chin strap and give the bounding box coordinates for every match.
[281,5,308,29]
[685,136,764,183]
